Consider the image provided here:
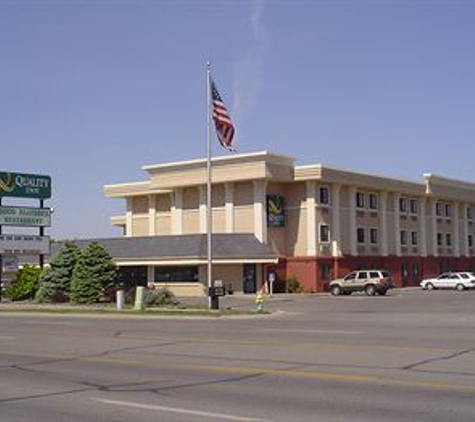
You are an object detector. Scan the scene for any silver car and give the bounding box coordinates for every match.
[330,270,394,296]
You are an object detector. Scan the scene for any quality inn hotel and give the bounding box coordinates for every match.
[93,151,475,296]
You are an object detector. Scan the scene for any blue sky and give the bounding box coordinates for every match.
[1,0,474,239]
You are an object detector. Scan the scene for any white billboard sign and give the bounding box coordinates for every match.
[0,206,51,227]
[0,235,50,255]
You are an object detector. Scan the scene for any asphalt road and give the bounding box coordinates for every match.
[1,289,475,421]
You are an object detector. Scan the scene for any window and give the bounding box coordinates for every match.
[370,228,378,244]
[469,235,474,248]
[412,263,420,278]
[401,263,409,279]
[399,197,407,213]
[356,192,365,209]
[319,224,330,243]
[467,206,473,220]
[437,233,443,246]
[410,199,418,214]
[319,187,330,205]
[445,204,452,218]
[357,271,368,280]
[446,233,452,247]
[411,231,418,246]
[320,263,332,280]
[369,271,380,279]
[357,227,365,244]
[400,230,408,246]
[436,202,443,216]
[344,272,357,281]
[154,266,199,283]
[369,193,378,210]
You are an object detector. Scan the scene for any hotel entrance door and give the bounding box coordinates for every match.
[243,264,257,294]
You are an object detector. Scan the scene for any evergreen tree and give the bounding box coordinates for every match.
[35,267,56,303]
[35,241,80,303]
[70,242,118,304]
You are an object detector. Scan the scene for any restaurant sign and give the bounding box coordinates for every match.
[0,171,51,199]
[0,206,51,227]
[0,235,50,255]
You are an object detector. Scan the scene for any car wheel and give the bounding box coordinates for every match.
[456,283,465,291]
[379,289,387,296]
[331,285,341,296]
[365,284,376,296]
[426,283,434,291]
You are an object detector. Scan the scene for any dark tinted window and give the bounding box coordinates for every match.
[154,266,199,283]
[357,272,368,280]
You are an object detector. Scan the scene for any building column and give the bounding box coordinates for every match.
[148,194,156,236]
[430,198,438,257]
[331,184,341,257]
[453,202,460,257]
[306,180,317,256]
[349,186,357,256]
[171,188,183,235]
[393,193,401,257]
[198,185,207,234]
[419,198,427,257]
[225,182,235,233]
[126,197,133,237]
[253,180,267,243]
[147,265,155,287]
[380,191,388,257]
[462,204,470,257]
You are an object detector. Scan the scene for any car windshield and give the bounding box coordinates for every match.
[344,273,356,281]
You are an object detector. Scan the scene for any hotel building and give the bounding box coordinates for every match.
[102,151,475,295]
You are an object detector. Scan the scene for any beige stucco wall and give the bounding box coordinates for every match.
[156,215,172,235]
[183,210,200,234]
[234,206,254,233]
[132,217,149,236]
[287,207,307,256]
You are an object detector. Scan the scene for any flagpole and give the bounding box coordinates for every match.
[206,61,216,310]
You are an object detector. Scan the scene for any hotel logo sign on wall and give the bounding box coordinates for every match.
[266,195,285,227]
[0,171,51,199]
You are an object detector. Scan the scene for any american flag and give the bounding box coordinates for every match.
[211,78,235,151]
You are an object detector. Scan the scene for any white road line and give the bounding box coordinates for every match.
[0,336,14,340]
[93,398,270,421]
[262,328,363,335]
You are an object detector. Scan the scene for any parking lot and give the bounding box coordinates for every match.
[1,288,475,421]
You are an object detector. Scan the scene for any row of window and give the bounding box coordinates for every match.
[321,225,475,249]
[317,187,475,220]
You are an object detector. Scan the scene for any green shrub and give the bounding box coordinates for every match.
[285,276,303,293]
[144,288,179,308]
[6,265,41,301]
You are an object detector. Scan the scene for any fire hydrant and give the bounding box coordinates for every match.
[255,292,265,312]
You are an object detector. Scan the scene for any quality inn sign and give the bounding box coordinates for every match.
[0,171,51,199]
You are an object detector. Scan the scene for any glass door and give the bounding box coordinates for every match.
[243,264,257,294]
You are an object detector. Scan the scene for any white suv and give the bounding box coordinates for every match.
[330,270,394,296]
[420,272,475,291]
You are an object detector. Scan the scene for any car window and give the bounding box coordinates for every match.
[439,274,449,279]
[460,273,469,279]
[344,273,356,281]
[450,274,460,279]
[357,272,368,280]
[381,271,391,278]
[369,271,380,279]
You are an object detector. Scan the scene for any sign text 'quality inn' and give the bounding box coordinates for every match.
[0,171,51,199]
